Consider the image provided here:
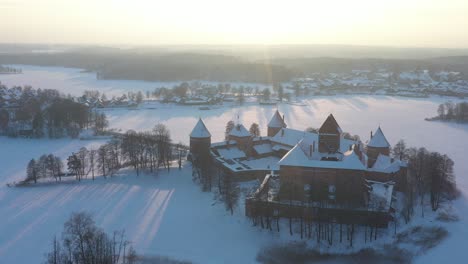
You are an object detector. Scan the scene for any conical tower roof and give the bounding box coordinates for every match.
[368,127,390,148]
[319,114,342,134]
[268,110,287,128]
[190,118,211,138]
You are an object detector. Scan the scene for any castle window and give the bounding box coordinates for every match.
[304,184,312,200]
[328,185,336,200]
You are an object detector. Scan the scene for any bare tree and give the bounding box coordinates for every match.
[45,212,135,264]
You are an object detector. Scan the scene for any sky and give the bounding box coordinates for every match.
[1,0,468,48]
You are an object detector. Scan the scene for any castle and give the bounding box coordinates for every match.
[189,111,406,226]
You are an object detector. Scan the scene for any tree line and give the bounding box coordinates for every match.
[21,124,187,185]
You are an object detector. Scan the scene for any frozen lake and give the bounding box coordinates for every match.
[0,64,272,97]
[1,65,468,263]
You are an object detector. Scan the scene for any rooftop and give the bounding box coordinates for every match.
[190,118,211,138]
[268,110,287,128]
[229,124,251,138]
[368,127,390,148]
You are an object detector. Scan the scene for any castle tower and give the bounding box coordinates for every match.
[366,126,390,168]
[190,118,211,162]
[267,110,287,137]
[318,114,342,153]
[228,123,252,154]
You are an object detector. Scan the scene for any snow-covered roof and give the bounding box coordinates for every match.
[278,139,366,170]
[270,128,317,147]
[368,127,390,148]
[271,127,358,153]
[242,156,280,171]
[229,124,251,137]
[268,110,286,128]
[253,143,273,155]
[217,147,246,159]
[190,118,211,138]
[370,154,406,173]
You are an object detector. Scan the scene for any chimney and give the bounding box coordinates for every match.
[370,131,373,139]
[282,114,285,121]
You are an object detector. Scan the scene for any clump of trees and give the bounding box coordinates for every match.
[21,123,182,185]
[249,123,260,137]
[394,140,458,223]
[428,101,468,122]
[0,86,108,138]
[45,212,137,264]
[225,121,235,140]
[25,154,63,183]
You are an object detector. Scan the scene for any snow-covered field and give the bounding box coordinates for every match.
[1,66,468,263]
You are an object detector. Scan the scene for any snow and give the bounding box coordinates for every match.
[371,154,406,173]
[278,140,366,171]
[267,110,286,128]
[253,143,273,155]
[0,64,273,97]
[368,127,390,148]
[2,65,468,263]
[189,118,211,138]
[270,128,316,147]
[367,180,394,211]
[242,157,280,171]
[216,146,246,159]
[229,124,250,138]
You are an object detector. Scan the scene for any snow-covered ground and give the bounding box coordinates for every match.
[1,66,468,263]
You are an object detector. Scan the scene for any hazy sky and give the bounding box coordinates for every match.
[2,0,468,48]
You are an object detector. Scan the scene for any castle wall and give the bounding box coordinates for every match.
[228,135,252,156]
[279,165,365,206]
[318,134,340,153]
[367,146,390,168]
[267,126,281,137]
[190,137,211,162]
[365,167,407,192]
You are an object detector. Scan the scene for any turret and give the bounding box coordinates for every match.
[228,123,252,154]
[318,114,342,153]
[267,110,287,137]
[190,118,211,162]
[366,126,390,168]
